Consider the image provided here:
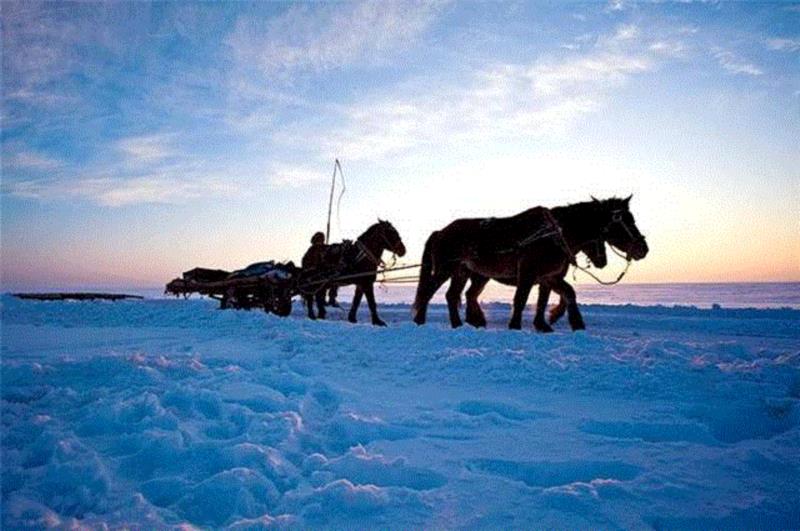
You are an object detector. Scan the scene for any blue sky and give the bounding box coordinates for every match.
[2,0,799,289]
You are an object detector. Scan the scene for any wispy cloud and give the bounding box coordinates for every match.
[530,25,651,97]
[3,150,63,171]
[117,134,176,164]
[766,38,800,53]
[713,48,762,76]
[4,173,240,207]
[3,131,246,206]
[271,23,683,165]
[268,165,327,188]
[227,0,446,77]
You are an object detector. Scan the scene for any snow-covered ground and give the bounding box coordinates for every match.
[2,294,799,529]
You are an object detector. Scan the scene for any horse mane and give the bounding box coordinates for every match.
[551,197,628,219]
[357,220,392,242]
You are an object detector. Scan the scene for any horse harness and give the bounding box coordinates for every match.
[354,240,384,267]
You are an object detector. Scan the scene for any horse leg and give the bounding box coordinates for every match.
[509,276,536,330]
[305,295,316,320]
[446,270,468,328]
[548,296,567,325]
[327,286,339,307]
[465,274,489,328]
[363,282,386,326]
[348,285,364,323]
[413,273,448,325]
[533,283,554,333]
[412,233,448,325]
[315,289,326,319]
[551,278,585,331]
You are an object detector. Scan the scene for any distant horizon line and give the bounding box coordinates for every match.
[3,279,800,293]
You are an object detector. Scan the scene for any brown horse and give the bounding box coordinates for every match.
[412,196,648,331]
[301,220,406,326]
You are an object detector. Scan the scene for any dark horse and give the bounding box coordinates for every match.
[413,196,648,331]
[301,220,406,326]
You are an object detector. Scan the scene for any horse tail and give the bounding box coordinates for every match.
[413,231,440,317]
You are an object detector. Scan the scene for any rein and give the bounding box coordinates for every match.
[573,258,631,286]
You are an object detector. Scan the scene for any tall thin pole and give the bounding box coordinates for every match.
[326,159,340,243]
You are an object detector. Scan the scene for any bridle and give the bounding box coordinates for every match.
[354,224,403,267]
[602,209,645,260]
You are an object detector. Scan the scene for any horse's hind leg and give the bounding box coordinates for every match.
[348,286,364,323]
[446,270,468,328]
[551,278,585,331]
[465,274,489,328]
[412,233,448,325]
[533,284,554,333]
[548,296,567,325]
[413,273,448,325]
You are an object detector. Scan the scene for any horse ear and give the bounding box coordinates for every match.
[591,195,599,202]
[624,194,632,205]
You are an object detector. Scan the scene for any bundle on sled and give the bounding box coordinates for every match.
[165,261,299,316]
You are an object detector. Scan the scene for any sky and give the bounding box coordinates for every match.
[1,0,799,291]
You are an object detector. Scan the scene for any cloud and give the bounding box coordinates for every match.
[4,173,239,207]
[3,150,63,171]
[117,134,176,163]
[530,25,651,96]
[713,48,763,76]
[227,0,446,77]
[268,165,327,188]
[766,38,800,52]
[2,131,248,206]
[271,23,681,164]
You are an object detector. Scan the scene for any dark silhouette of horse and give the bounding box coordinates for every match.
[301,220,406,326]
[413,196,648,331]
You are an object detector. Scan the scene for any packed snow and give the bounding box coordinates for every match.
[1,294,799,528]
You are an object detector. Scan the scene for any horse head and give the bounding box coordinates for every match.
[598,195,648,261]
[580,239,608,268]
[375,219,406,257]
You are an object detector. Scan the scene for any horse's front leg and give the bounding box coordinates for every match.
[363,282,386,326]
[315,289,326,320]
[348,285,363,323]
[533,283,554,333]
[305,295,316,320]
[445,269,468,328]
[465,274,489,328]
[551,278,585,331]
[509,276,536,330]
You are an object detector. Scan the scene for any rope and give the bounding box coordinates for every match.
[295,263,422,291]
[572,258,631,286]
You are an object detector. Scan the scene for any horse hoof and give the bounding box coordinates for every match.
[348,315,357,324]
[451,321,463,329]
[535,324,554,333]
[413,317,426,326]
[465,317,486,328]
[372,319,387,327]
[508,322,522,331]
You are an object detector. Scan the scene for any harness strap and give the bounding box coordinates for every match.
[354,240,384,267]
